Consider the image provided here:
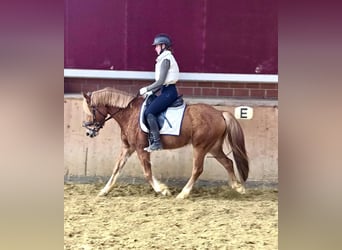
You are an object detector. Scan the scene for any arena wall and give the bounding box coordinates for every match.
[64,95,278,185]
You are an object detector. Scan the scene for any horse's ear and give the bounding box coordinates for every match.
[82,92,91,102]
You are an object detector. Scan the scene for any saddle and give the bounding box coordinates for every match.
[144,94,184,129]
[139,94,186,136]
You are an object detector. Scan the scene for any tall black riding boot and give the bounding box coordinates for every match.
[145,113,163,152]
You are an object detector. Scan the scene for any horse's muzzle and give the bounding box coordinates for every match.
[86,129,98,138]
[82,121,101,138]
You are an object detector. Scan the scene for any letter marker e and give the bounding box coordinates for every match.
[234,106,253,119]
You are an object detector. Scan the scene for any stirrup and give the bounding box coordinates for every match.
[144,142,163,152]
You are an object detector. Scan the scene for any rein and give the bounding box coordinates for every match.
[93,105,117,123]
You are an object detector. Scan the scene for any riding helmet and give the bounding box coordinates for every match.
[152,33,172,48]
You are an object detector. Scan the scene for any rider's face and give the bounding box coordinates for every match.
[154,44,165,55]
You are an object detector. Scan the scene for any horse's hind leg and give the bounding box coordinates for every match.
[98,146,135,196]
[210,146,245,194]
[176,148,206,199]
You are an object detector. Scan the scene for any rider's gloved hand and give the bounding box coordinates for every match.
[139,87,147,96]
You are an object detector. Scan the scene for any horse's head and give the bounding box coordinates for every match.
[82,92,109,138]
[81,88,136,137]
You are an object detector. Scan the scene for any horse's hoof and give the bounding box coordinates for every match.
[161,189,171,196]
[158,183,171,196]
[231,182,245,194]
[235,185,246,194]
[98,190,108,197]
[176,192,188,199]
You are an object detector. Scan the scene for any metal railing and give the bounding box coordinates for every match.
[64,69,278,83]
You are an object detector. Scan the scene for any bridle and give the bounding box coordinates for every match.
[82,105,121,138]
[82,92,139,138]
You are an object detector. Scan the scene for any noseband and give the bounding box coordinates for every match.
[82,105,119,138]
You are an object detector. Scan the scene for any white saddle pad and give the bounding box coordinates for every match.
[139,98,186,136]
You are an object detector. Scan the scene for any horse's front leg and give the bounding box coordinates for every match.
[137,150,171,196]
[98,146,134,197]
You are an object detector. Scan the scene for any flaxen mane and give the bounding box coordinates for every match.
[90,87,135,108]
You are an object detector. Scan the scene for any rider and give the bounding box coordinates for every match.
[139,33,180,152]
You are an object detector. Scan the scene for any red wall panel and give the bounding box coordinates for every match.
[65,0,277,74]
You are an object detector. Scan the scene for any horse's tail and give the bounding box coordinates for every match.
[222,112,249,183]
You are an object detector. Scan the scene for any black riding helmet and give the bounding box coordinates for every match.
[152,33,172,48]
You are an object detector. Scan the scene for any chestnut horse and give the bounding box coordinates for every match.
[82,87,248,199]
